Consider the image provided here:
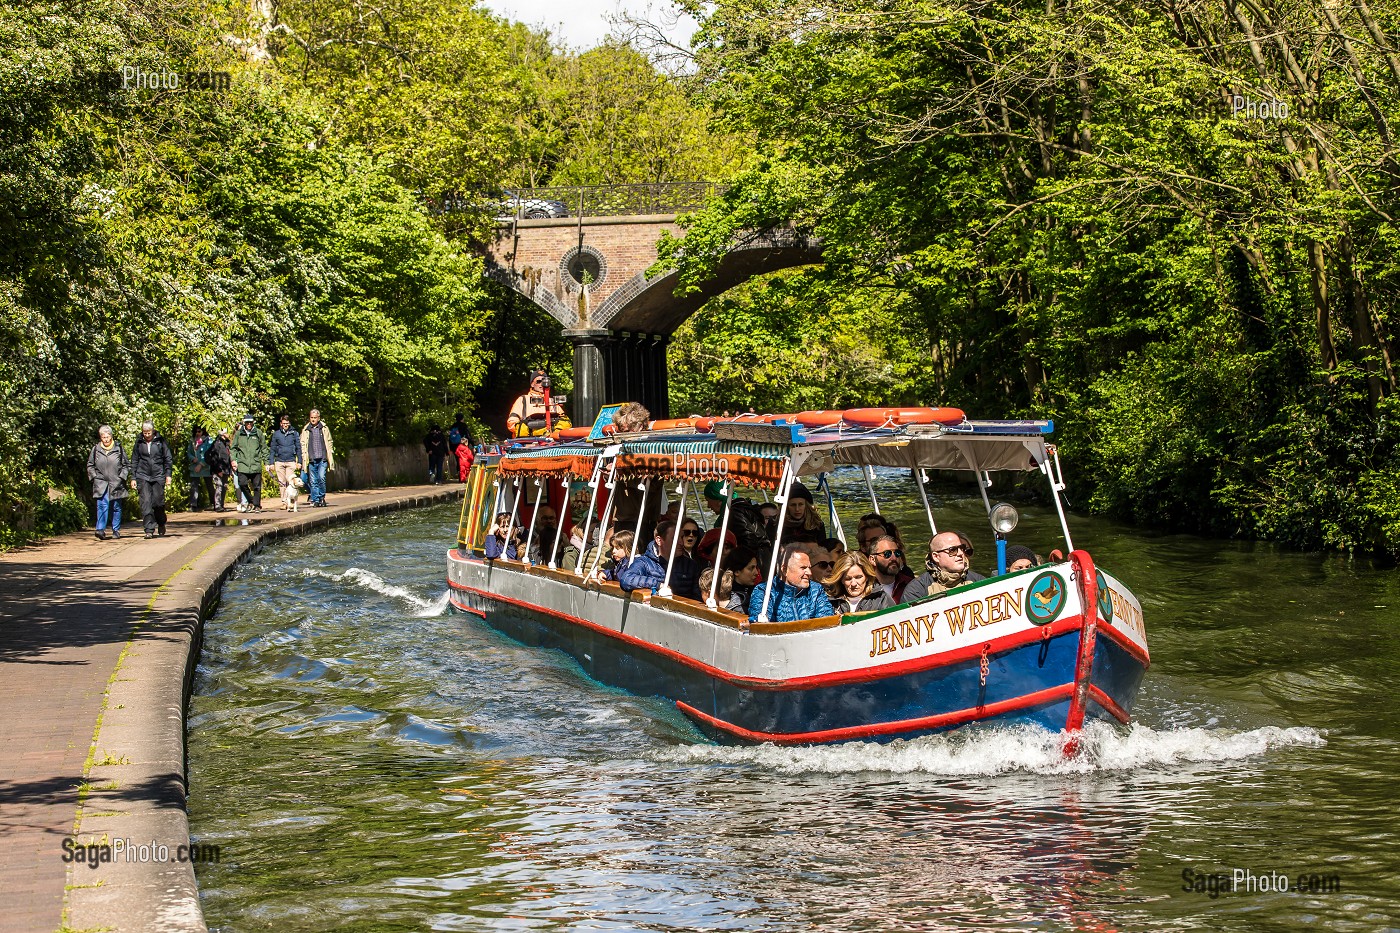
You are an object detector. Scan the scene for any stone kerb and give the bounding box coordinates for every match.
[61,486,463,933]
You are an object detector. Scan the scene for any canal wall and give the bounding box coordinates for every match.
[60,485,463,933]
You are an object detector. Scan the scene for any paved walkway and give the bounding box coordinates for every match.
[0,484,462,933]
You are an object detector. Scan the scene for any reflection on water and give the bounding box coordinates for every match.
[189,479,1400,931]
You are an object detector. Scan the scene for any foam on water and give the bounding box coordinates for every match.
[302,567,439,612]
[660,721,1327,776]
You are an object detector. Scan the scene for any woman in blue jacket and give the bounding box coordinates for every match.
[748,544,835,624]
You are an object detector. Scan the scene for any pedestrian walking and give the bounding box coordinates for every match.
[187,426,214,511]
[87,425,129,540]
[424,424,448,484]
[206,427,234,511]
[230,415,268,512]
[267,413,303,511]
[299,409,335,507]
[448,412,469,480]
[129,421,173,538]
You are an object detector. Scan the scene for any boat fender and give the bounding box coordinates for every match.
[841,407,966,427]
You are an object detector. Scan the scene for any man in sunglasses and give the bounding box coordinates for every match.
[617,518,701,601]
[903,531,975,603]
[868,534,915,603]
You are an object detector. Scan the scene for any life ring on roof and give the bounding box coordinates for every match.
[795,410,844,427]
[552,426,592,441]
[692,417,717,433]
[841,407,966,428]
[649,417,700,431]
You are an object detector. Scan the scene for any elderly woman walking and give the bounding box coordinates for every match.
[87,425,129,540]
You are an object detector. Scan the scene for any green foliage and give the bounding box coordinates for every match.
[665,0,1400,556]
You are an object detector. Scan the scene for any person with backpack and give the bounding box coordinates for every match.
[87,425,129,539]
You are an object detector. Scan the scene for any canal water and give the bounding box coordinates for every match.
[188,473,1400,931]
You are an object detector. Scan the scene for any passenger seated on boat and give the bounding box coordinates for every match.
[484,512,520,561]
[702,480,774,560]
[601,530,635,582]
[1004,544,1039,573]
[698,567,733,607]
[822,537,846,561]
[824,552,894,615]
[617,519,702,601]
[857,514,902,554]
[781,481,827,544]
[902,532,973,603]
[723,547,761,612]
[796,542,836,585]
[530,506,580,568]
[579,524,615,579]
[697,529,737,570]
[747,544,835,624]
[678,519,702,559]
[957,531,986,582]
[868,535,915,602]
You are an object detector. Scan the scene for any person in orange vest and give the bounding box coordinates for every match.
[506,370,570,437]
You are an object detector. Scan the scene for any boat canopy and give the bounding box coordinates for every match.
[492,420,1053,485]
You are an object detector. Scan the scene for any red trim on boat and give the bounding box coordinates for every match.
[1063,550,1101,744]
[446,575,1088,691]
[676,683,1075,744]
[1087,684,1132,724]
[1094,618,1151,668]
[448,593,487,618]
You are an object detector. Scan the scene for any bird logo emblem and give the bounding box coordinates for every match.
[1026,571,1067,625]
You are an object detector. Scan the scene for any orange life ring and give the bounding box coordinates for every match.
[841,407,966,427]
[795,410,844,427]
[692,417,717,433]
[648,417,699,431]
[552,426,592,441]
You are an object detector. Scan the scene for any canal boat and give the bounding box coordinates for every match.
[445,411,1150,747]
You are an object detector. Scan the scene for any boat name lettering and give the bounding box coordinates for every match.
[1106,587,1145,637]
[945,587,1025,637]
[870,614,938,658]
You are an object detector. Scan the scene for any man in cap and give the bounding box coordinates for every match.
[129,420,173,538]
[506,370,570,437]
[230,415,269,512]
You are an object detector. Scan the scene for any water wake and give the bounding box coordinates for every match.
[661,721,1326,776]
[301,567,442,613]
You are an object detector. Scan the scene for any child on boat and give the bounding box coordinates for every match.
[601,530,634,582]
[484,512,520,561]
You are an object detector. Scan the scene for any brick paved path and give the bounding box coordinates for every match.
[0,485,461,932]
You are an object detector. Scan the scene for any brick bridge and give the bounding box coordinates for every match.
[483,183,822,424]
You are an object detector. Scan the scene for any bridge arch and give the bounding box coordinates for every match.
[482,184,822,424]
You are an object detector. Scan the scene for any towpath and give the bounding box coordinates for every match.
[0,484,463,933]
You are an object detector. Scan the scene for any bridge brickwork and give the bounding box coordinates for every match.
[482,184,822,426]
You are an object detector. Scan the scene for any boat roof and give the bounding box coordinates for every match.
[487,419,1054,487]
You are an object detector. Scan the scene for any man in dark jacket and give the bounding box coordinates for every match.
[129,421,173,538]
[206,428,234,512]
[267,413,303,511]
[230,415,268,511]
[617,519,701,600]
[424,425,448,484]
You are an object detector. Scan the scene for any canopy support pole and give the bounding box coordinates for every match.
[521,478,546,565]
[915,468,938,536]
[547,476,570,569]
[504,477,525,561]
[574,457,608,576]
[690,481,709,530]
[629,479,650,557]
[657,479,689,598]
[587,471,621,578]
[706,481,738,608]
[819,473,846,546]
[978,471,994,517]
[863,465,880,513]
[1044,449,1075,553]
[756,463,795,625]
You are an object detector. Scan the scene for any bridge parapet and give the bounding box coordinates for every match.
[501,181,724,220]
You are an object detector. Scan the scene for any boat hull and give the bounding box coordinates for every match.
[447,549,1149,745]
